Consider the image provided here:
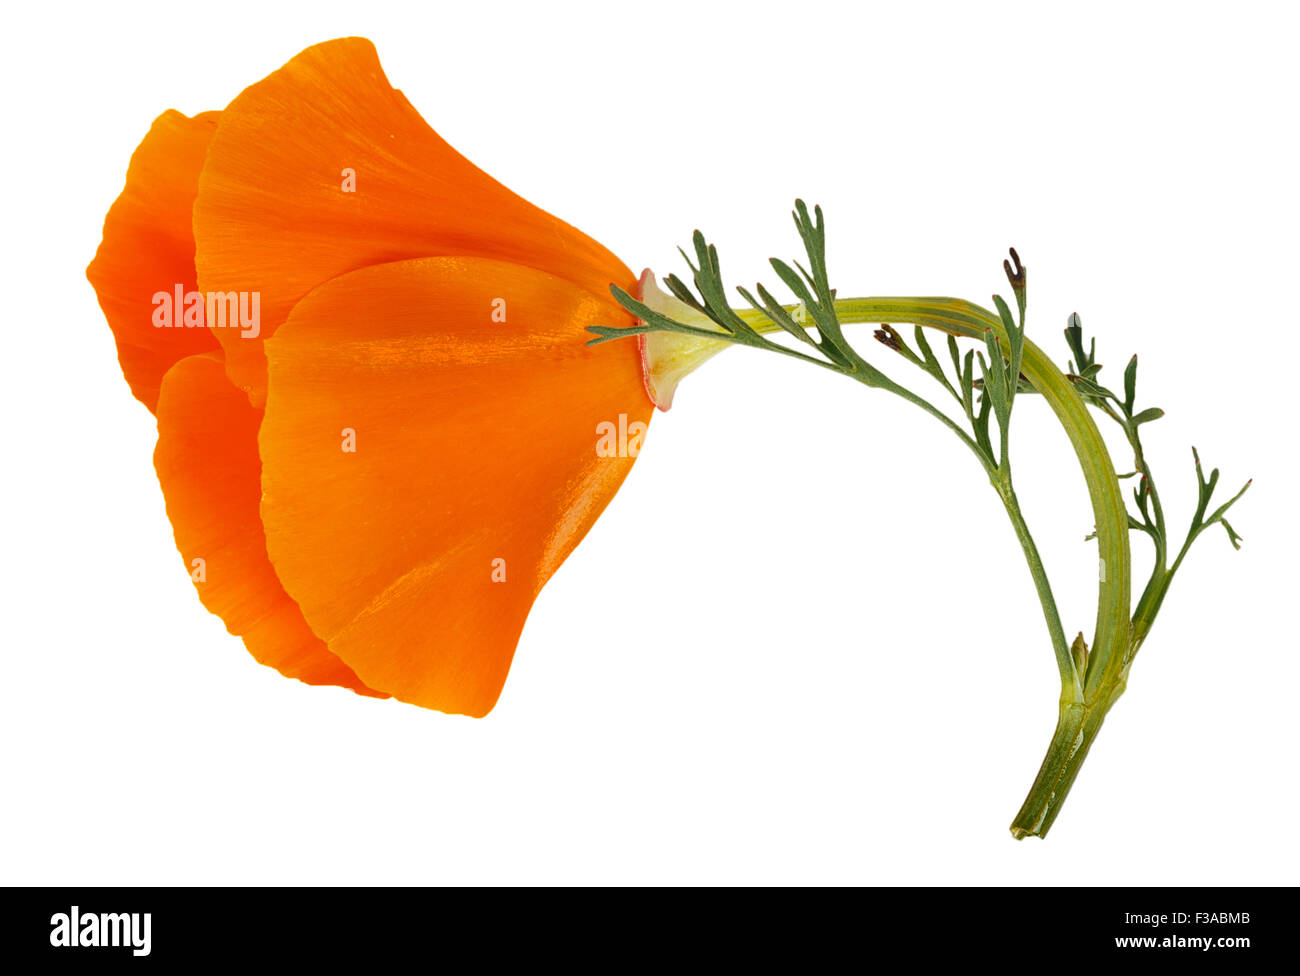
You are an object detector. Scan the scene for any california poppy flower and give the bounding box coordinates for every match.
[88,37,653,716]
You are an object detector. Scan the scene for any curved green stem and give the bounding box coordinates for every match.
[612,291,1135,836]
[831,300,1130,674]
[826,297,1132,835]
[741,304,1078,695]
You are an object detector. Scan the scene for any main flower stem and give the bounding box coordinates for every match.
[1008,699,1112,837]
[640,292,1132,834]
[826,298,1132,836]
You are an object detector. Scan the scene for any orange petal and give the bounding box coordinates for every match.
[155,353,383,696]
[195,36,633,406]
[259,257,651,716]
[87,110,222,412]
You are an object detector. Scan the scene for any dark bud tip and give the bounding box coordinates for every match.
[873,325,902,351]
[1004,248,1026,289]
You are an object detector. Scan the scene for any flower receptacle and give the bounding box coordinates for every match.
[634,269,731,410]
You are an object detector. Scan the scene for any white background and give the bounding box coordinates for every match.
[3,1,1296,885]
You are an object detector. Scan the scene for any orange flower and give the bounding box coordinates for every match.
[88,38,653,716]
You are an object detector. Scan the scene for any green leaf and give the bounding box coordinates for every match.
[664,272,706,314]
[791,200,831,298]
[1219,518,1243,550]
[1069,374,1117,402]
[1064,312,1092,372]
[793,259,818,293]
[961,348,976,420]
[1123,355,1138,414]
[914,325,938,372]
[737,284,810,346]
[605,285,696,334]
[993,294,1018,338]
[973,391,994,460]
[1133,479,1151,521]
[770,258,817,312]
[1131,407,1164,426]
[991,293,1024,402]
[591,285,737,347]
[1003,248,1027,326]
[978,344,1006,425]
[1206,478,1253,529]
